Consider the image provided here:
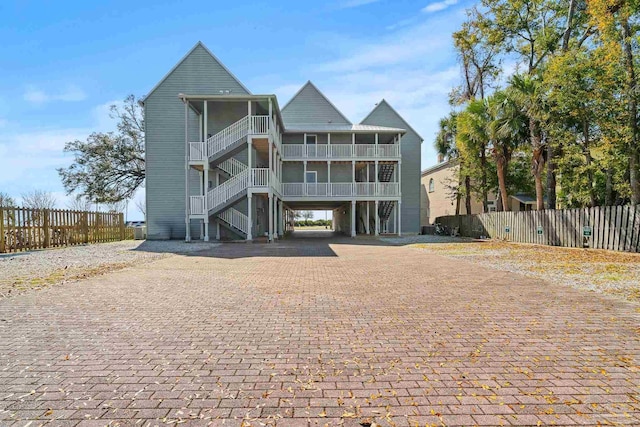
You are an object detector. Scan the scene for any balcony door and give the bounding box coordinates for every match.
[306,134,317,158]
[306,171,317,196]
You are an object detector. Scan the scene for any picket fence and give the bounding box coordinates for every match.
[0,207,132,253]
[436,205,640,252]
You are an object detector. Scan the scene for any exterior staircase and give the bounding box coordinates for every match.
[378,163,396,232]
[207,163,249,238]
[206,116,250,165]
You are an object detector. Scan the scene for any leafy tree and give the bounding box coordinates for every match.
[456,100,492,212]
[434,112,467,214]
[58,95,145,203]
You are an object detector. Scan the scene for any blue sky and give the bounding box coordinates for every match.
[0,0,471,219]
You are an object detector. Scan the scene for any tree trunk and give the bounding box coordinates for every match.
[605,168,614,206]
[496,155,510,211]
[530,118,546,210]
[464,175,472,214]
[583,119,597,207]
[546,142,557,209]
[481,146,489,212]
[622,16,640,205]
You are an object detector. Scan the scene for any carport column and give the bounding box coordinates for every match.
[328,161,331,195]
[398,200,402,236]
[375,200,380,236]
[278,200,283,237]
[247,192,253,241]
[268,193,273,242]
[203,166,209,241]
[366,201,370,235]
[215,172,221,240]
[351,200,356,237]
[184,99,191,242]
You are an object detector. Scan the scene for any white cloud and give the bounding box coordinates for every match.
[338,0,380,9]
[0,118,8,128]
[422,0,459,14]
[23,84,87,105]
[92,99,123,132]
[316,23,450,73]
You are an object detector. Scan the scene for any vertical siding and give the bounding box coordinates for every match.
[144,44,249,239]
[361,101,422,234]
[281,82,351,125]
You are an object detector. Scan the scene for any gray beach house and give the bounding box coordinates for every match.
[141,42,422,241]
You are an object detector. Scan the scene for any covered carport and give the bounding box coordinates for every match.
[283,200,352,237]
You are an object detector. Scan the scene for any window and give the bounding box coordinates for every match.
[428,178,434,193]
[305,134,317,145]
[305,171,317,183]
[487,200,497,213]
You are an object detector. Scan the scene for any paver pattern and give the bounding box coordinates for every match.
[1,233,639,426]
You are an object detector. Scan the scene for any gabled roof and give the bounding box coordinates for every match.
[360,99,424,141]
[281,81,352,126]
[140,41,251,103]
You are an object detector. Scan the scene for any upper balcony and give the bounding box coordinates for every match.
[282,143,400,160]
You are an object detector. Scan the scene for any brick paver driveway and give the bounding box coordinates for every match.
[1,234,639,427]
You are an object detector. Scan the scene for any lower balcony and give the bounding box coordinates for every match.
[281,182,399,198]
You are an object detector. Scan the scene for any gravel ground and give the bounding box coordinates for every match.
[380,234,474,245]
[392,237,640,303]
[0,240,218,299]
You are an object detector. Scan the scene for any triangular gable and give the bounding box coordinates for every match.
[281,81,352,126]
[360,99,423,141]
[141,41,251,103]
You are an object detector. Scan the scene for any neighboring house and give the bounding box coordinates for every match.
[420,158,540,225]
[141,42,423,241]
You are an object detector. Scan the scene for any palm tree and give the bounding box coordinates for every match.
[435,112,467,214]
[487,90,529,211]
[509,74,547,210]
[456,100,491,212]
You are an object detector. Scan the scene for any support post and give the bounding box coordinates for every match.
[247,192,253,241]
[366,202,370,235]
[375,200,379,236]
[352,160,356,196]
[204,101,208,141]
[185,100,191,242]
[215,171,220,240]
[204,219,210,241]
[43,209,50,247]
[0,208,4,253]
[268,193,273,242]
[351,200,356,237]
[278,200,283,237]
[327,133,331,158]
[398,200,402,236]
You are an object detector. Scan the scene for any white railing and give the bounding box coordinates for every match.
[250,168,270,187]
[251,116,270,135]
[331,183,354,197]
[207,168,249,212]
[355,182,376,196]
[190,195,205,215]
[377,182,400,196]
[218,158,247,177]
[207,115,250,160]
[280,182,400,197]
[189,142,205,161]
[281,144,400,159]
[378,144,400,157]
[218,207,249,234]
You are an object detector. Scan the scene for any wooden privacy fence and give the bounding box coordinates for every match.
[436,205,640,253]
[0,207,131,253]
